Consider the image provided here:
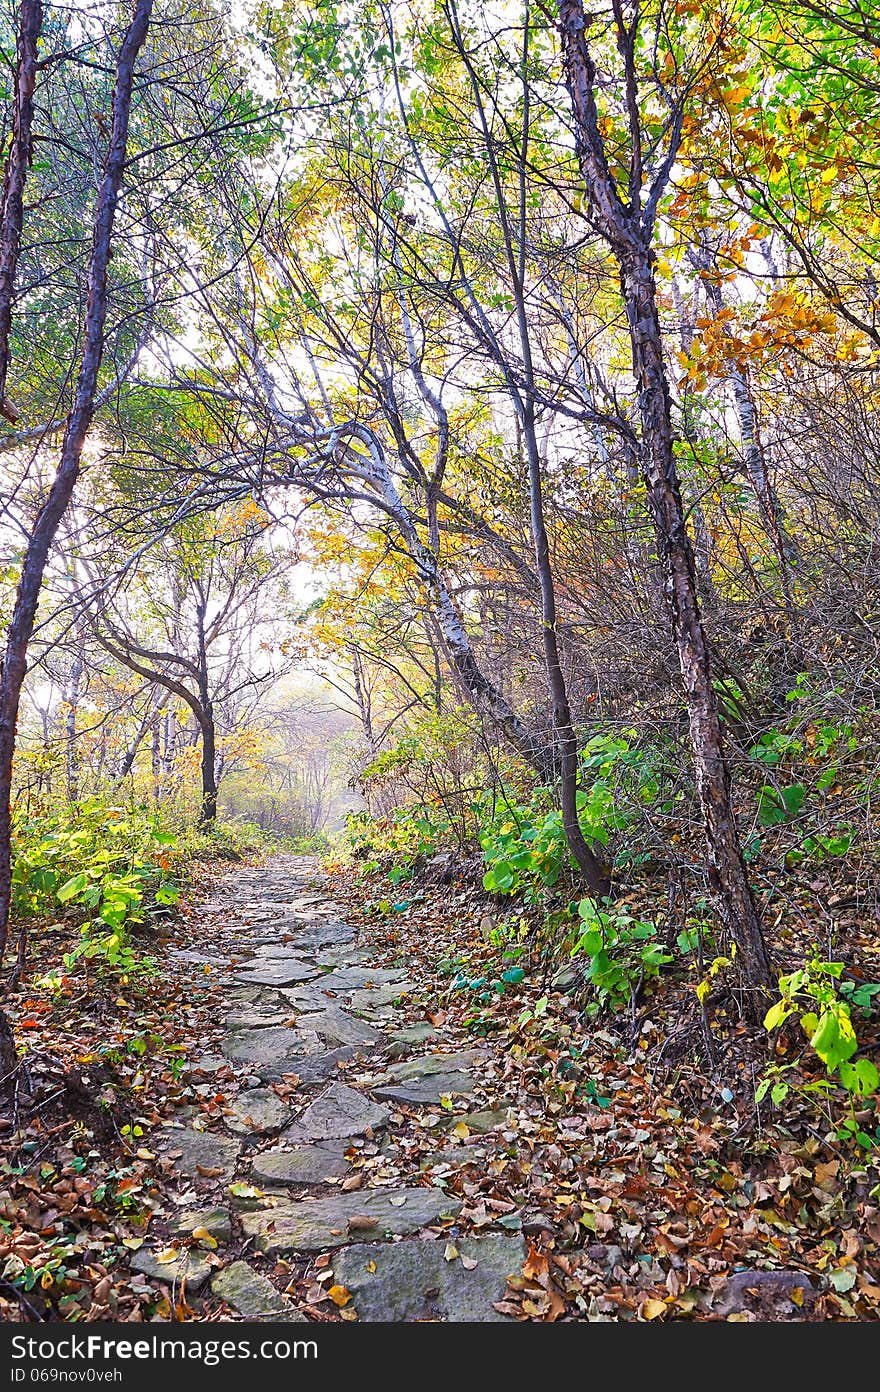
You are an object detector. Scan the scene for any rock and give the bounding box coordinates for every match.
[296,1007,382,1049]
[390,1024,438,1048]
[171,1207,232,1245]
[190,1054,227,1074]
[222,1027,328,1078]
[348,985,407,1012]
[333,1234,526,1321]
[234,958,319,988]
[440,1108,509,1134]
[386,1050,486,1081]
[223,1011,293,1031]
[315,966,410,993]
[240,1187,461,1253]
[283,1083,389,1143]
[283,1046,357,1085]
[251,1144,351,1186]
[226,1088,291,1135]
[373,1071,474,1106]
[290,922,355,949]
[211,1261,306,1321]
[157,1127,241,1181]
[712,1270,817,1319]
[130,1246,212,1289]
[168,950,228,966]
[315,947,372,968]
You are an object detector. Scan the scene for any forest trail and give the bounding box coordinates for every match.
[142,856,523,1322]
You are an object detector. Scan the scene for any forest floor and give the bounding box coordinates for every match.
[1,853,879,1322]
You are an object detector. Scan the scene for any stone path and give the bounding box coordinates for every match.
[139,857,523,1322]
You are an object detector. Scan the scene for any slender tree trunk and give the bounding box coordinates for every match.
[523,407,610,898]
[558,0,774,1014]
[199,711,218,825]
[620,248,774,1007]
[64,641,85,802]
[0,0,41,418]
[195,601,217,826]
[0,0,154,984]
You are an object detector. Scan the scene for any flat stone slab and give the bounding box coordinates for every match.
[171,1207,232,1245]
[387,1051,486,1081]
[240,1187,461,1253]
[211,1261,306,1321]
[251,944,316,960]
[168,950,229,966]
[441,1109,510,1134]
[251,1144,351,1186]
[223,1011,293,1031]
[315,947,372,968]
[234,958,319,987]
[130,1246,212,1289]
[157,1127,241,1181]
[227,1088,291,1134]
[373,1071,474,1106]
[289,922,355,949]
[284,1083,389,1143]
[349,985,407,1012]
[222,1027,328,1078]
[316,966,409,993]
[333,1234,526,1321]
[281,1046,356,1085]
[390,1024,438,1048]
[297,1007,382,1049]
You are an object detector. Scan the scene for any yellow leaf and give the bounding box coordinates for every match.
[328,1284,352,1307]
[191,1227,218,1250]
[452,1121,470,1140]
[155,1248,180,1265]
[444,1243,459,1262]
[820,165,837,184]
[366,1260,377,1274]
[642,1298,668,1320]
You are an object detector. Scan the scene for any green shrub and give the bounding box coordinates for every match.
[570,897,671,1014]
[12,797,180,975]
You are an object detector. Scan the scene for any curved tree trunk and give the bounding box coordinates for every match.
[0,0,153,1090]
[558,0,774,1016]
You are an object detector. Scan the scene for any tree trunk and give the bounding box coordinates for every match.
[522,405,610,898]
[199,711,218,825]
[620,247,775,1011]
[0,0,154,974]
[558,0,774,1014]
[64,641,85,802]
[0,0,41,419]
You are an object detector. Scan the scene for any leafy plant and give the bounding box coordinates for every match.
[570,897,671,1015]
[763,953,880,1098]
[12,797,180,977]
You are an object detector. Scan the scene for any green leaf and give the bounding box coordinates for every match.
[838,1057,879,1096]
[56,872,89,903]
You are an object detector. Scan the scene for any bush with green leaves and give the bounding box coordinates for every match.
[480,732,662,900]
[569,897,672,1015]
[762,953,880,1103]
[344,805,449,878]
[12,797,180,975]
